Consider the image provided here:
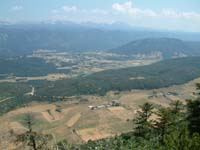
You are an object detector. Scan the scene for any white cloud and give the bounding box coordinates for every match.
[182,12,200,19]
[112,1,200,19]
[161,9,180,18]
[111,1,200,31]
[61,6,107,15]
[112,1,157,17]
[11,5,23,11]
[112,1,132,13]
[49,1,200,32]
[62,5,77,12]
[161,9,200,19]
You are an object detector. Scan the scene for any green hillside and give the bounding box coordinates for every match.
[109,38,200,58]
[37,56,200,96]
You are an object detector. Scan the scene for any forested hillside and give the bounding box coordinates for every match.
[37,57,200,96]
[109,38,200,58]
[0,83,31,114]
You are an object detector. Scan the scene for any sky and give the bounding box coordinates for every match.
[1,0,200,32]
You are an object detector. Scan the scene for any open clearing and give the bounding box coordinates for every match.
[77,125,113,142]
[9,121,27,133]
[67,113,81,127]
[108,106,133,121]
[41,108,64,122]
[0,73,70,83]
[0,78,199,145]
[7,103,56,116]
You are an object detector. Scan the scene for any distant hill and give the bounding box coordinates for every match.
[37,56,200,96]
[185,41,200,55]
[108,38,200,59]
[1,23,200,57]
[0,24,149,57]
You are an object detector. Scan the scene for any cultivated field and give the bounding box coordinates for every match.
[0,78,199,146]
[0,50,158,84]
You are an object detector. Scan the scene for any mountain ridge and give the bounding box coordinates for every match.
[108,37,200,59]
[1,24,200,58]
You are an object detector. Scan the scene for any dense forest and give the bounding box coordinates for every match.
[0,83,31,114]
[0,82,63,114]
[37,57,200,96]
[0,57,68,78]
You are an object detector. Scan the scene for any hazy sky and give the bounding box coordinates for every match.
[1,0,200,32]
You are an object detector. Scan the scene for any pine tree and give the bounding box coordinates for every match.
[154,108,172,143]
[187,97,200,135]
[170,100,184,115]
[163,126,200,150]
[133,102,154,138]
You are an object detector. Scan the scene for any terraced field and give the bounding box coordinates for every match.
[0,78,199,145]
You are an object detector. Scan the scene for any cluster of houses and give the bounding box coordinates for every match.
[148,91,180,101]
[88,100,123,110]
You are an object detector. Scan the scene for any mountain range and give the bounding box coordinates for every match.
[1,23,200,57]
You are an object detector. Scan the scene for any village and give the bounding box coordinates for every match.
[88,100,125,110]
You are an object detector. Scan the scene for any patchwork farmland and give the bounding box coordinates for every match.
[0,77,199,144]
